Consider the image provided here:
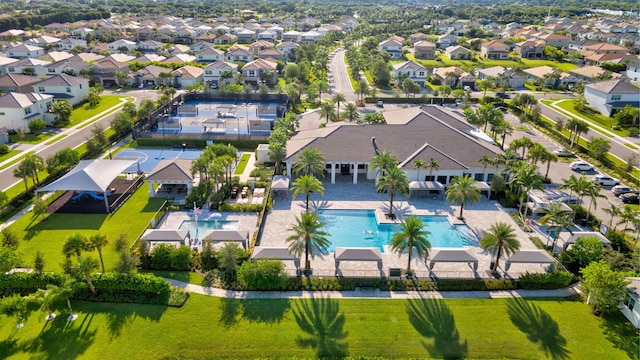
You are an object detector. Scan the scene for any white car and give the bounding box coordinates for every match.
[553,149,574,157]
[569,161,595,171]
[594,175,620,186]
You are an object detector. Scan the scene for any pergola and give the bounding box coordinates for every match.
[270,175,290,196]
[559,232,611,251]
[146,159,194,199]
[475,181,491,198]
[37,159,135,213]
[141,229,191,248]
[429,249,478,271]
[201,230,249,250]
[334,247,383,271]
[408,181,444,198]
[251,247,300,274]
[505,250,556,272]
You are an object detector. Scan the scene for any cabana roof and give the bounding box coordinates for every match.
[271,175,290,191]
[201,230,248,242]
[408,181,444,191]
[141,229,190,242]
[334,247,382,262]
[251,247,298,261]
[38,159,135,193]
[505,250,556,272]
[429,249,478,271]
[560,232,611,247]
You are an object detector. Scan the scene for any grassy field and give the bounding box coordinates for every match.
[68,96,127,127]
[550,99,629,137]
[8,132,57,145]
[6,186,165,272]
[0,149,21,165]
[234,153,251,175]
[0,295,636,359]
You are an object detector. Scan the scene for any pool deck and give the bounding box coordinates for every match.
[259,177,545,280]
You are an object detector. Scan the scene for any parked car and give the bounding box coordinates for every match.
[594,174,620,186]
[620,193,640,204]
[612,185,639,197]
[552,196,581,205]
[553,149,574,158]
[496,92,510,99]
[569,161,595,171]
[376,100,384,108]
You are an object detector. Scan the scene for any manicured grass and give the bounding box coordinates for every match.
[9,132,56,145]
[6,185,165,272]
[0,149,21,165]
[44,134,67,145]
[551,99,629,137]
[625,143,640,150]
[139,270,209,286]
[68,96,127,127]
[3,168,48,197]
[0,296,636,359]
[234,153,251,175]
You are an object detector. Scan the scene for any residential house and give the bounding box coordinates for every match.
[282,30,301,43]
[620,278,640,329]
[236,29,257,44]
[626,58,640,85]
[300,31,323,44]
[41,55,93,77]
[283,106,504,185]
[25,35,62,49]
[133,65,170,87]
[277,42,299,59]
[477,66,525,89]
[172,65,204,88]
[522,66,563,88]
[135,27,156,42]
[242,58,277,86]
[379,38,404,60]
[480,40,510,59]
[44,23,69,33]
[433,66,476,90]
[203,61,238,89]
[0,92,54,131]
[224,45,253,62]
[174,29,196,44]
[32,73,89,106]
[515,40,545,59]
[257,30,278,42]
[137,40,164,53]
[163,53,196,64]
[392,61,428,89]
[569,65,621,83]
[190,41,213,53]
[409,32,429,46]
[58,38,87,51]
[0,74,41,94]
[133,54,167,63]
[108,39,137,53]
[69,27,94,40]
[6,58,51,77]
[257,49,286,62]
[214,33,237,45]
[39,51,74,63]
[6,44,46,59]
[583,79,640,117]
[250,40,274,55]
[445,45,470,60]
[195,48,224,63]
[437,34,459,49]
[536,33,571,49]
[0,57,18,75]
[414,41,436,60]
[90,57,129,88]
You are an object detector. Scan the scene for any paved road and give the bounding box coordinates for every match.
[329,48,357,101]
[0,90,159,192]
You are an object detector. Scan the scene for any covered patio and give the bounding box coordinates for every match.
[141,229,191,249]
[559,232,611,251]
[251,247,300,275]
[428,249,479,278]
[409,181,444,198]
[334,247,384,278]
[270,175,290,197]
[146,159,195,203]
[504,250,557,276]
[201,229,250,250]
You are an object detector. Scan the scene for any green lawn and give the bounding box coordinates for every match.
[234,153,251,175]
[9,132,56,145]
[6,185,165,272]
[0,149,21,165]
[68,96,127,127]
[139,270,209,286]
[0,295,636,359]
[44,134,67,145]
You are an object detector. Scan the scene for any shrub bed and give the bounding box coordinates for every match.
[518,271,575,290]
[0,272,65,296]
[73,273,172,306]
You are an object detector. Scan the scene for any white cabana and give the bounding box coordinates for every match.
[429,249,478,271]
[251,247,300,273]
[408,181,444,198]
[37,159,135,213]
[475,181,491,198]
[201,230,249,249]
[505,250,556,272]
[559,232,611,251]
[141,229,191,248]
[334,247,383,271]
[271,175,290,196]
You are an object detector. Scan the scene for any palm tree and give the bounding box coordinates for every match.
[286,212,331,274]
[413,159,426,181]
[291,175,325,212]
[583,183,605,224]
[370,150,398,176]
[390,216,431,276]
[480,222,520,273]
[342,102,361,122]
[446,175,481,219]
[376,167,409,217]
[539,202,574,251]
[63,233,89,261]
[603,203,622,230]
[477,155,494,182]
[559,174,592,219]
[319,101,336,124]
[331,92,346,119]
[526,143,546,166]
[88,233,109,273]
[317,80,329,102]
[77,257,99,295]
[540,150,558,180]
[509,162,543,219]
[293,147,326,178]
[268,142,287,176]
[617,205,640,231]
[510,137,533,159]
[427,158,440,179]
[356,79,370,102]
[13,162,31,192]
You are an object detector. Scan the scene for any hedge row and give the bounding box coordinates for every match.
[134,138,267,150]
[74,273,172,305]
[0,272,65,297]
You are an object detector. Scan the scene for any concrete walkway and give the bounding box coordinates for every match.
[165,278,581,300]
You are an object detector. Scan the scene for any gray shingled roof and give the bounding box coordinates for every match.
[586,79,638,94]
[34,74,87,87]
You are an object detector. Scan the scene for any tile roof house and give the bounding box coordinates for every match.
[224,45,252,62]
[38,51,74,63]
[283,106,503,184]
[433,66,476,90]
[300,31,323,44]
[583,79,640,117]
[242,58,277,86]
[626,58,640,85]
[379,38,404,60]
[515,40,545,59]
[409,32,429,46]
[133,65,171,87]
[480,40,510,60]
[250,40,275,54]
[107,39,137,53]
[6,44,46,59]
[276,42,299,58]
[477,66,525,89]
[172,65,204,87]
[257,49,286,62]
[163,53,196,64]
[0,92,54,131]
[281,30,301,43]
[414,41,436,60]
[445,45,470,60]
[6,58,51,77]
[214,33,237,45]
[195,47,224,63]
[535,33,571,48]
[569,65,621,83]
[58,38,87,51]
[437,34,459,49]
[203,60,239,89]
[90,57,129,88]
[392,61,428,88]
[32,73,90,106]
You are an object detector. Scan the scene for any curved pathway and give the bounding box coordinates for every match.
[165,278,581,300]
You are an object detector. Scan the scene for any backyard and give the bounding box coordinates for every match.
[5,185,166,272]
[0,295,636,359]
[405,53,579,72]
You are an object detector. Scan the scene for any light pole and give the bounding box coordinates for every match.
[246,103,251,134]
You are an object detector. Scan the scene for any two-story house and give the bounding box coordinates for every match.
[0,92,54,131]
[214,33,237,45]
[282,30,301,43]
[277,42,299,59]
[257,49,286,62]
[250,40,274,55]
[107,39,137,54]
[6,44,46,59]
[409,32,429,46]
[224,45,253,62]
[477,66,525,89]
[133,65,171,88]
[379,38,404,60]
[392,61,428,89]
[6,58,51,77]
[0,73,42,94]
[584,79,640,117]
[172,65,204,88]
[433,66,476,90]
[242,58,277,86]
[58,38,87,51]
[203,61,239,89]
[480,40,510,60]
[300,31,323,44]
[437,34,459,49]
[196,48,224,63]
[236,29,257,44]
[536,33,571,49]
[413,41,436,60]
[90,58,129,88]
[32,74,90,106]
[515,40,545,59]
[445,45,470,60]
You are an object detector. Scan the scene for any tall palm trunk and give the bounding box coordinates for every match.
[97,247,105,273]
[388,191,395,217]
[406,246,413,274]
[304,238,311,272]
[458,201,464,219]
[492,246,502,272]
[85,272,96,295]
[66,298,74,316]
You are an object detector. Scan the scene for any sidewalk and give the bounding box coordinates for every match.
[165,278,581,300]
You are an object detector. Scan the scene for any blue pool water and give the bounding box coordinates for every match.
[319,210,477,253]
[179,220,239,237]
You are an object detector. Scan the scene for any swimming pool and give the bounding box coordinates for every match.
[179,220,239,237]
[319,210,477,252]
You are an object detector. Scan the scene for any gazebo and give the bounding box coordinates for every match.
[270,175,290,196]
[408,181,444,198]
[251,247,300,275]
[141,229,191,248]
[146,159,194,199]
[334,247,383,277]
[37,159,135,213]
[504,250,556,272]
[201,230,249,249]
[428,249,479,272]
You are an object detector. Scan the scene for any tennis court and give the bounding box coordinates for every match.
[115,148,203,173]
